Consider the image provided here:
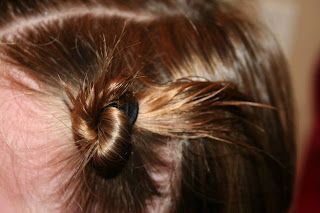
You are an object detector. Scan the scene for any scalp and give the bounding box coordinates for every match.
[0,61,74,212]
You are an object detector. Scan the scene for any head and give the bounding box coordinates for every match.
[0,0,295,212]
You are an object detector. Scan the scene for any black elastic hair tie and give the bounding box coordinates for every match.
[104,99,139,126]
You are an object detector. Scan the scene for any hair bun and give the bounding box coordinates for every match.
[67,74,137,178]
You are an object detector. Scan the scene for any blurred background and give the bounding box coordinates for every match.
[256,0,319,171]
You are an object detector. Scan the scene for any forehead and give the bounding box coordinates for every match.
[0,61,72,211]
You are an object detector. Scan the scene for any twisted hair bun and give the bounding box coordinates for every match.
[66,72,137,178]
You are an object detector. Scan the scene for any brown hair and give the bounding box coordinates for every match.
[0,0,295,212]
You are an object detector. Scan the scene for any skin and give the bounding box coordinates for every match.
[0,61,69,212]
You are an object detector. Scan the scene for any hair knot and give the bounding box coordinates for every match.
[66,72,137,179]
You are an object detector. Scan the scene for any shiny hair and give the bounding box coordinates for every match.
[0,0,295,212]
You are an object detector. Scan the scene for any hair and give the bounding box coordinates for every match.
[0,0,295,212]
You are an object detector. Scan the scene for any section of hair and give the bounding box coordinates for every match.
[0,0,295,212]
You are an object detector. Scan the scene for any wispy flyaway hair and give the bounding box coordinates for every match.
[0,0,295,212]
